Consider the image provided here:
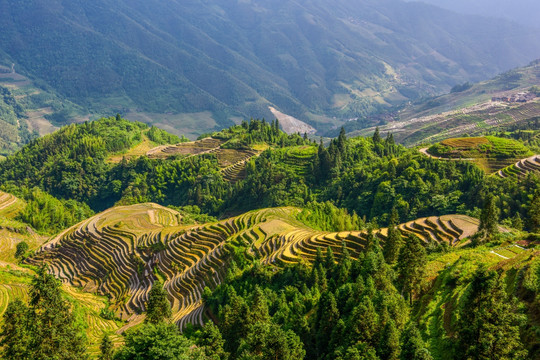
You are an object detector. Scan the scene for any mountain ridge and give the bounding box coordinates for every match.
[1,0,539,137]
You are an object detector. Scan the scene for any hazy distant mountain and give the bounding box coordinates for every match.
[1,0,539,135]
[409,0,540,28]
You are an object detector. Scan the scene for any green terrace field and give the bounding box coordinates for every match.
[344,61,540,146]
[497,155,540,178]
[146,137,262,183]
[274,145,318,177]
[26,202,488,332]
[425,136,533,173]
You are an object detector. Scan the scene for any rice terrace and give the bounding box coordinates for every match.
[25,202,498,331]
[423,136,536,173]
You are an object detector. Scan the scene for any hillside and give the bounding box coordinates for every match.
[26,203,484,330]
[344,60,540,144]
[423,136,533,173]
[1,119,540,358]
[1,0,540,137]
[4,199,534,358]
[0,64,92,154]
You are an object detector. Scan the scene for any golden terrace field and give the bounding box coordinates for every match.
[27,203,487,332]
[440,137,490,149]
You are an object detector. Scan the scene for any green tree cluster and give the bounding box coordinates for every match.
[0,267,87,359]
[206,244,417,360]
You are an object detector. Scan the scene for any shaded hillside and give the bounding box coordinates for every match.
[411,0,540,28]
[0,64,92,154]
[1,0,540,135]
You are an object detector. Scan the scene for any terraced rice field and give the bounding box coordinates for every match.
[0,191,46,262]
[147,137,223,159]
[219,149,259,182]
[441,137,489,148]
[0,191,25,218]
[0,272,123,355]
[497,155,540,178]
[62,285,123,355]
[426,136,532,173]
[28,203,485,331]
[147,137,260,182]
[353,98,540,146]
[107,133,161,163]
[279,145,317,176]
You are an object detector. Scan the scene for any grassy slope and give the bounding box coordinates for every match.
[106,129,171,164]
[419,242,539,359]
[426,136,533,173]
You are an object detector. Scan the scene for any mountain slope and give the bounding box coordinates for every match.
[410,0,540,28]
[1,0,540,136]
[344,60,540,144]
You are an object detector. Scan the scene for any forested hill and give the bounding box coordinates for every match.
[0,118,539,358]
[0,116,537,234]
[1,0,540,136]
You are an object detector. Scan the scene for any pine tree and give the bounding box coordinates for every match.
[372,127,381,144]
[455,269,526,359]
[237,321,305,360]
[0,299,30,360]
[384,208,402,265]
[385,132,395,145]
[324,246,336,275]
[316,292,340,357]
[349,297,379,346]
[145,280,172,324]
[337,127,347,153]
[529,190,540,232]
[400,323,432,360]
[317,142,332,183]
[197,322,229,360]
[248,286,270,325]
[99,333,114,360]
[379,320,400,360]
[397,235,427,304]
[29,266,88,359]
[479,194,499,237]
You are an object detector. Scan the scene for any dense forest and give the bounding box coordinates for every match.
[1,116,538,232]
